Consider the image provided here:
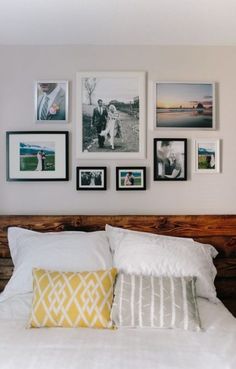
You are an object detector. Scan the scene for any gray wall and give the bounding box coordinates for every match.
[1,46,235,215]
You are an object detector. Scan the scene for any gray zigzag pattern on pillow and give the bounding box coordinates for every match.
[111,274,201,331]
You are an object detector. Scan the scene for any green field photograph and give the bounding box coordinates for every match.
[20,141,55,171]
[195,139,219,173]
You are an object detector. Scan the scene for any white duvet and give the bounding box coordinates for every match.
[0,295,235,369]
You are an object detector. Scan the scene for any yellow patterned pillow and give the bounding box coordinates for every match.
[29,268,117,328]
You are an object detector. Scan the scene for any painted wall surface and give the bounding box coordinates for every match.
[0,46,235,215]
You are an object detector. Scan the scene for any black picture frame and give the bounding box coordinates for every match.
[6,131,69,181]
[76,167,107,191]
[116,166,146,191]
[153,138,187,181]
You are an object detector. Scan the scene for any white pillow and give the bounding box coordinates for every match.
[106,224,218,302]
[0,227,112,301]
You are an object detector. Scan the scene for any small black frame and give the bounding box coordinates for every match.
[116,166,146,190]
[76,167,107,191]
[153,138,187,181]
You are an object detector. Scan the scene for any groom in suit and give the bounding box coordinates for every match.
[91,99,108,148]
[37,83,66,121]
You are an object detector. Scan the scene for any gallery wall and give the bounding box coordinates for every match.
[0,45,235,215]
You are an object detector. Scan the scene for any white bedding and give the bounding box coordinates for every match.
[0,295,235,369]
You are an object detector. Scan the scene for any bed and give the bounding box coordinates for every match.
[0,215,235,369]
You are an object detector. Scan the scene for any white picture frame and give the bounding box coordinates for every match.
[154,81,216,130]
[194,138,220,173]
[76,71,146,159]
[35,80,69,123]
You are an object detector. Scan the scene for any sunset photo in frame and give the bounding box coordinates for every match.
[154,82,215,129]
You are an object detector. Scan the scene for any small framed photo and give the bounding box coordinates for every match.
[116,167,146,190]
[6,131,69,181]
[194,139,220,173]
[76,167,107,190]
[154,138,187,181]
[76,71,146,159]
[35,80,69,123]
[154,82,215,129]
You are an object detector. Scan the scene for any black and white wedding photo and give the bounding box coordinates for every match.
[77,72,145,159]
[154,138,187,181]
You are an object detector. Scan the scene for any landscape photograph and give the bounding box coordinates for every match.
[156,83,214,128]
[20,142,55,171]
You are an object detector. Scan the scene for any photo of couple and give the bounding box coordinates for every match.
[91,101,122,150]
[116,167,146,190]
[81,171,103,186]
[19,142,55,172]
[80,74,142,155]
[76,167,106,190]
[154,139,187,181]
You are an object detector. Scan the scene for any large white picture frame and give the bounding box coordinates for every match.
[76,71,146,159]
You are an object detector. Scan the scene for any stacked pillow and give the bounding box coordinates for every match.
[0,224,219,331]
[106,224,218,302]
[1,227,112,300]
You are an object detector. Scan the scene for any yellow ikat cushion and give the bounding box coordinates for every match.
[29,268,117,328]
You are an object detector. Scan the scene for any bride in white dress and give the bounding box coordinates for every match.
[35,151,42,171]
[100,104,120,150]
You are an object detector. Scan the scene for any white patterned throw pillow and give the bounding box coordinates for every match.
[111,274,201,331]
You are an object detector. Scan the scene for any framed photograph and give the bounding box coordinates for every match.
[154,82,215,129]
[76,71,146,159]
[154,138,187,181]
[6,131,69,181]
[76,167,107,190]
[116,167,146,190]
[35,80,69,123]
[194,139,220,173]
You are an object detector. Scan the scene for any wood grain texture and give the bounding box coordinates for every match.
[0,215,235,316]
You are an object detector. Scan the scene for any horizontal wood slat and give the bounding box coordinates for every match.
[215,277,236,298]
[0,215,235,316]
[214,258,236,277]
[221,299,236,317]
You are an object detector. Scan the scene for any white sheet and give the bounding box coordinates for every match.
[0,296,235,369]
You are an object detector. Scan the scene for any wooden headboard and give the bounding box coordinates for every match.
[0,215,235,316]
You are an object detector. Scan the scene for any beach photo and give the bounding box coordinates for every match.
[116,167,146,190]
[76,167,107,190]
[194,139,220,173]
[35,80,68,123]
[155,82,215,129]
[7,131,69,181]
[154,138,187,181]
[77,72,146,159]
